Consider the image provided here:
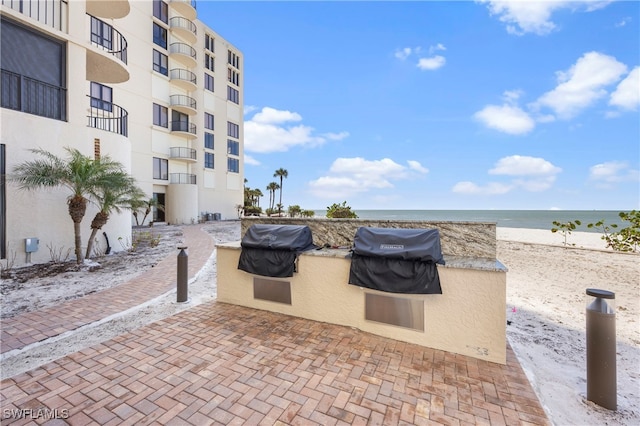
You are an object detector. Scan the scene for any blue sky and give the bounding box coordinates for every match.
[198,1,639,211]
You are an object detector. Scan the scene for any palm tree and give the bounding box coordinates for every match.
[252,188,263,207]
[136,197,165,226]
[11,147,130,264]
[266,182,279,210]
[273,168,288,215]
[85,173,145,259]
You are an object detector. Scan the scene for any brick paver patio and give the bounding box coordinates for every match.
[0,224,550,425]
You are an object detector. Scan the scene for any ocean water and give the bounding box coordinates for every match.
[313,210,629,232]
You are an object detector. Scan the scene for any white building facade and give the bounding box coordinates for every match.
[1,0,244,266]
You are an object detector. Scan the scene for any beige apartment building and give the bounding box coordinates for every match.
[1,0,244,266]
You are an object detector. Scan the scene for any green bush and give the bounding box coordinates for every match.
[588,210,639,252]
[243,206,262,216]
[551,220,581,246]
[326,201,358,219]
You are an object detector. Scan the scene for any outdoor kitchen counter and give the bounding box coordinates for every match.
[216,242,507,364]
[216,242,508,272]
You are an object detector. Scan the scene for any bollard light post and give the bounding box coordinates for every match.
[177,246,188,303]
[586,288,616,410]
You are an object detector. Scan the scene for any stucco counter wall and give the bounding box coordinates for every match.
[217,242,508,364]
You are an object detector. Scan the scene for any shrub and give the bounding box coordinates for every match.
[588,210,639,252]
[551,220,581,246]
[326,201,358,219]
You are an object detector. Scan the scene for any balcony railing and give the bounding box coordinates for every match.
[169,173,196,185]
[1,0,68,32]
[170,94,196,110]
[169,0,196,20]
[89,14,128,65]
[170,68,196,86]
[170,16,196,37]
[87,95,128,137]
[169,147,196,161]
[170,42,196,60]
[170,120,197,134]
[1,69,66,121]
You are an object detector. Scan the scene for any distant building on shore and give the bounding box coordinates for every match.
[1,0,244,265]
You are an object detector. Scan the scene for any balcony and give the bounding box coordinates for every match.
[1,0,68,32]
[169,68,196,91]
[169,0,196,21]
[170,173,196,185]
[169,42,196,68]
[170,94,196,115]
[86,14,129,83]
[169,16,196,44]
[170,147,197,162]
[170,120,197,139]
[87,95,128,137]
[86,0,130,19]
[1,69,66,121]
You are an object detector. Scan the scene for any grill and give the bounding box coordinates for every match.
[348,227,444,294]
[238,224,316,278]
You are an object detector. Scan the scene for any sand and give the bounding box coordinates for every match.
[1,223,638,425]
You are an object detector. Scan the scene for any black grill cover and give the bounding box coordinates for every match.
[238,224,316,277]
[349,227,444,294]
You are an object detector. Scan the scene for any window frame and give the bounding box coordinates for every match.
[204,132,214,149]
[153,157,168,180]
[227,139,239,156]
[90,82,112,112]
[227,121,239,138]
[204,113,214,131]
[204,152,214,169]
[153,49,168,75]
[227,86,239,104]
[153,0,168,24]
[153,22,167,49]
[227,157,239,173]
[153,103,168,128]
[204,73,214,92]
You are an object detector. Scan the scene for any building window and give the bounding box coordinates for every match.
[205,74,214,92]
[153,103,168,127]
[0,18,67,121]
[205,132,214,149]
[205,34,215,52]
[204,53,215,72]
[153,157,168,180]
[205,113,214,130]
[227,121,239,138]
[228,69,240,86]
[227,140,239,156]
[227,86,239,104]
[153,50,168,75]
[228,157,239,173]
[172,110,188,132]
[90,82,112,111]
[153,0,168,24]
[153,23,167,49]
[91,17,113,50]
[227,50,240,68]
[204,152,214,169]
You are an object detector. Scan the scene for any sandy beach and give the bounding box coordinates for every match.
[1,223,638,425]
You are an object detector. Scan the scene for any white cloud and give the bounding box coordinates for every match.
[533,51,627,119]
[417,55,446,71]
[244,107,348,153]
[408,160,429,174]
[615,17,631,27]
[243,154,260,166]
[453,155,562,195]
[489,155,562,176]
[477,0,613,35]
[452,181,514,195]
[473,104,535,135]
[308,157,428,199]
[429,43,447,54]
[395,47,413,60]
[589,161,640,185]
[243,105,258,116]
[609,67,640,111]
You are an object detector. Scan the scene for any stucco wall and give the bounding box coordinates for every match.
[217,245,507,364]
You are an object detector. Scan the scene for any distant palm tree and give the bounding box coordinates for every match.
[273,168,288,215]
[12,147,131,264]
[85,173,145,259]
[266,182,280,210]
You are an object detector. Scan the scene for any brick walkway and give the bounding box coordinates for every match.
[0,225,215,354]
[0,225,551,425]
